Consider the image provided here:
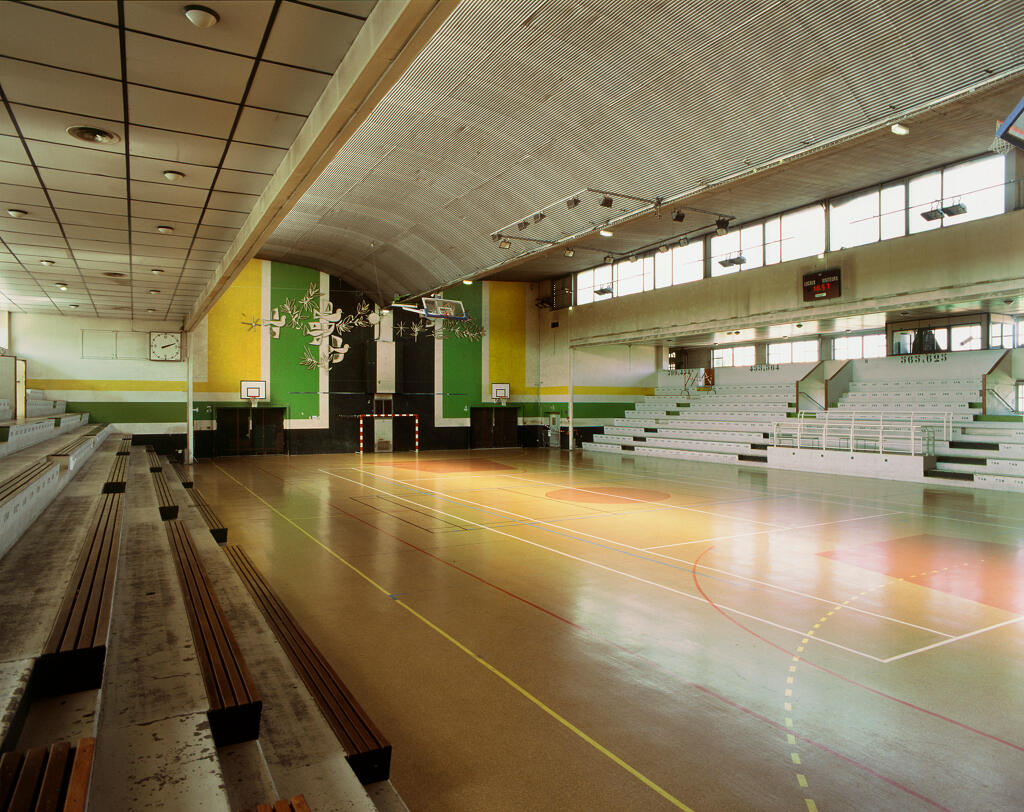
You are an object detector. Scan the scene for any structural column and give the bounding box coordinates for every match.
[567,346,575,450]
[185,334,194,464]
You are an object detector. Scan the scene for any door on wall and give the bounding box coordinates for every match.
[470,406,519,448]
[15,359,25,419]
[214,406,286,455]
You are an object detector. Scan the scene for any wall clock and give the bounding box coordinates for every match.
[149,331,182,361]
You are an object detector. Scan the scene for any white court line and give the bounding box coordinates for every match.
[643,511,902,550]
[347,468,954,639]
[320,468,935,659]
[881,617,1024,663]
[499,473,784,528]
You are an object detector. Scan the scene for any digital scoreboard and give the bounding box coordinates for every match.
[802,268,841,302]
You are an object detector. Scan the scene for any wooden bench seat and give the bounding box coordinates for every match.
[188,488,226,544]
[115,437,131,456]
[172,462,193,488]
[0,737,94,812]
[33,494,123,697]
[151,472,177,521]
[47,437,90,459]
[102,454,129,494]
[145,446,161,473]
[166,520,261,746]
[226,546,391,784]
[83,424,108,437]
[0,461,54,505]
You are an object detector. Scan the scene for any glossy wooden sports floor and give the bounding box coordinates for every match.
[194,449,1024,811]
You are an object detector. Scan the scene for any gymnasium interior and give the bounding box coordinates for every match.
[1,1,1023,810]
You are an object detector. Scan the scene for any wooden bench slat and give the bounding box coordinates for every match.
[0,751,23,808]
[188,488,227,544]
[8,745,46,812]
[166,521,260,746]
[36,495,123,696]
[0,461,54,505]
[225,546,390,784]
[34,740,70,812]
[151,471,178,521]
[61,738,95,812]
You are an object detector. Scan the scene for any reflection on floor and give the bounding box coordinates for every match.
[196,448,1024,812]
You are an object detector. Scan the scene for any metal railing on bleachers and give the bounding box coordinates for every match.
[772,410,953,456]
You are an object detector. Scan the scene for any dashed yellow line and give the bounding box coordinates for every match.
[214,463,695,811]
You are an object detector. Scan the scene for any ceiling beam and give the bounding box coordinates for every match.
[184,0,458,331]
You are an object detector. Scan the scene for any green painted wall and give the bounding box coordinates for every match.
[269,262,320,419]
[441,284,483,418]
[67,401,186,422]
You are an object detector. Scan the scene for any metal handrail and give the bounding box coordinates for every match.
[985,388,1021,415]
[772,410,952,456]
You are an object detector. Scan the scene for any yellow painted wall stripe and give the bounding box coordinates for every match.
[488,283,528,396]
[27,379,186,391]
[213,463,695,812]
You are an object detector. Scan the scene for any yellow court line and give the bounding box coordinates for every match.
[213,463,695,812]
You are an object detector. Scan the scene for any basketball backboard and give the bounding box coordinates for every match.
[422,297,468,320]
[240,380,267,403]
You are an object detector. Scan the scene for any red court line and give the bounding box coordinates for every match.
[218,462,960,807]
[691,546,1024,756]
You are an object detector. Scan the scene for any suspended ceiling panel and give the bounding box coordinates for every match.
[260,0,1024,300]
[0,0,375,320]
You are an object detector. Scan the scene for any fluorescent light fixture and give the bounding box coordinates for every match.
[657,245,669,253]
[462,279,473,285]
[517,221,529,231]
[890,123,910,136]
[599,229,613,237]
[715,217,729,235]
[595,287,613,296]
[940,202,967,216]
[920,207,943,221]
[679,237,689,247]
[498,239,512,249]
[563,248,575,257]
[566,197,580,209]
[599,196,613,208]
[672,210,686,223]
[532,212,545,224]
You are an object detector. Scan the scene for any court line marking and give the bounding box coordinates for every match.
[690,545,1024,758]
[237,461,954,812]
[880,616,1024,663]
[214,464,694,811]
[342,468,956,642]
[322,469,889,662]
[502,473,785,527]
[642,511,902,550]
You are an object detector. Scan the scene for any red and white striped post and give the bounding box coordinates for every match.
[358,414,418,453]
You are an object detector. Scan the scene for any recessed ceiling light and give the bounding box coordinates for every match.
[7,209,27,218]
[103,271,127,278]
[146,308,156,313]
[156,225,174,234]
[162,170,186,181]
[890,123,910,136]
[184,4,220,27]
[55,282,68,290]
[151,268,164,275]
[67,125,121,145]
[149,289,160,294]
[599,229,613,237]
[563,248,575,257]
[40,259,55,266]
[67,304,79,309]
